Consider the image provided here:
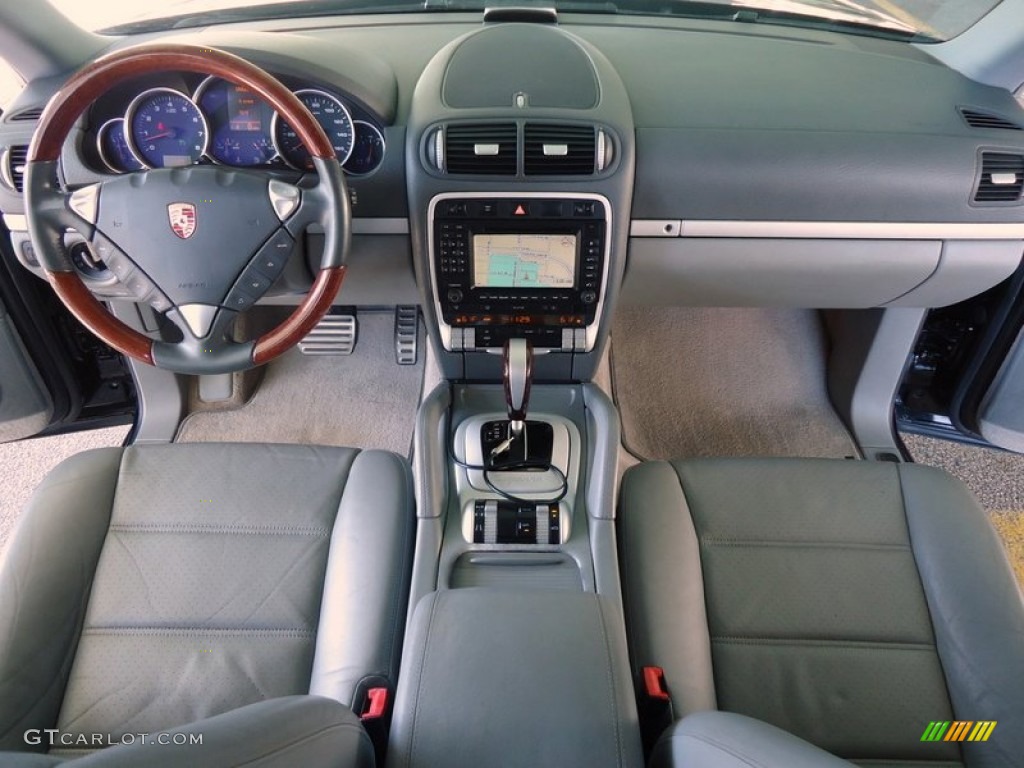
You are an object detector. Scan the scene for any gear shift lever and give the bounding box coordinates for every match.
[503,338,533,437]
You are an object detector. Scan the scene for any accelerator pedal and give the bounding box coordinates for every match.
[395,306,419,365]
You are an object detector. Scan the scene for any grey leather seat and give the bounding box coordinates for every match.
[0,442,414,767]
[618,458,1024,768]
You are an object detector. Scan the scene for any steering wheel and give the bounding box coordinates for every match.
[24,44,350,374]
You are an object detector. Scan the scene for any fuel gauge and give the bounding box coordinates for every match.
[344,121,385,176]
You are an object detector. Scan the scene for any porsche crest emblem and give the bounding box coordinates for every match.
[168,202,197,240]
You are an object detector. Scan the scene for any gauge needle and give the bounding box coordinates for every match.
[146,131,174,140]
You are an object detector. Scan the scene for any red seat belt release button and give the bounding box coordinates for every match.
[361,687,389,720]
[643,666,670,701]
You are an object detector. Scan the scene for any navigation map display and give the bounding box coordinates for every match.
[472,234,577,289]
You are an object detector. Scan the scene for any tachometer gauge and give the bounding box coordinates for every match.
[96,118,145,173]
[195,77,277,166]
[272,89,354,170]
[344,121,386,176]
[127,88,208,168]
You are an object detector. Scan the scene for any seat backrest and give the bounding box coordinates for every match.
[619,458,1024,767]
[0,443,414,759]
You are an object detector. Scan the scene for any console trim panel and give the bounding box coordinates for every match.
[427,191,613,353]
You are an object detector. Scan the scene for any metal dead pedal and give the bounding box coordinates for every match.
[299,311,357,355]
[395,306,419,365]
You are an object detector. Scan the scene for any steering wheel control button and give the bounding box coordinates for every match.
[252,229,295,280]
[268,180,301,220]
[149,292,173,314]
[91,234,133,280]
[179,304,219,338]
[68,184,100,225]
[225,286,257,311]
[240,270,273,295]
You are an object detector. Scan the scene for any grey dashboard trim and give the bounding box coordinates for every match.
[3,214,26,232]
[350,217,409,234]
[630,220,1024,240]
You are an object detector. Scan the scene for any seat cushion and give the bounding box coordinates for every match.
[652,711,856,768]
[0,443,413,758]
[619,458,1024,768]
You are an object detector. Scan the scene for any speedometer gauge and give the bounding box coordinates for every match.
[272,89,354,170]
[195,77,277,166]
[127,88,208,168]
[96,118,145,173]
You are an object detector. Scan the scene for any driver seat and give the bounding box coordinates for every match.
[0,442,414,767]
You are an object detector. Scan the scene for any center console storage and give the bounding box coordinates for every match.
[387,588,643,768]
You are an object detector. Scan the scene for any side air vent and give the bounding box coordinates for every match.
[975,152,1024,203]
[0,145,28,192]
[524,123,601,175]
[960,108,1023,131]
[444,123,517,175]
[7,106,44,123]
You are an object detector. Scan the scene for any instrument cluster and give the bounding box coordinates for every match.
[90,77,386,176]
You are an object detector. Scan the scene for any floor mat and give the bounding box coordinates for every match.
[610,307,857,460]
[902,432,1024,586]
[176,311,424,456]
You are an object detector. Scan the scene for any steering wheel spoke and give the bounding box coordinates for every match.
[155,305,255,374]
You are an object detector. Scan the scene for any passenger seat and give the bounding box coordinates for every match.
[618,458,1024,767]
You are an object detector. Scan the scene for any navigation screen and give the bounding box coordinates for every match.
[472,234,577,288]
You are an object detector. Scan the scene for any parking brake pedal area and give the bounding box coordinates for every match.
[299,311,357,355]
[395,306,419,365]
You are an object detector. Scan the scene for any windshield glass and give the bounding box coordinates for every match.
[50,0,1003,41]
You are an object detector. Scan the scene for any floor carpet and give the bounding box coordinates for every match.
[177,310,425,457]
[610,307,857,460]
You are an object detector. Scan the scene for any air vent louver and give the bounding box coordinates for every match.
[524,123,597,175]
[8,106,44,122]
[960,108,1023,131]
[975,152,1024,203]
[444,123,517,175]
[2,145,28,192]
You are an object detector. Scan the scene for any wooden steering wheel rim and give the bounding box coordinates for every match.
[27,43,347,369]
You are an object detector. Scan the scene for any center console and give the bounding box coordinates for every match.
[429,192,611,353]
[392,18,643,768]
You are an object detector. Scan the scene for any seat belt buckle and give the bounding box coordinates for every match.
[643,666,670,701]
[360,687,389,721]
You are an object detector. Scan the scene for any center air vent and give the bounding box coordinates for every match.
[960,108,1023,131]
[7,106,44,123]
[0,145,28,192]
[975,152,1024,203]
[524,123,602,176]
[444,123,517,175]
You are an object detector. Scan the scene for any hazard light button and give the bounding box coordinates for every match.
[512,202,530,216]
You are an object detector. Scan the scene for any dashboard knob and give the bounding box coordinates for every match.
[580,290,597,305]
[447,288,464,304]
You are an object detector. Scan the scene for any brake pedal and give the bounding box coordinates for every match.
[395,306,419,365]
[299,311,357,355]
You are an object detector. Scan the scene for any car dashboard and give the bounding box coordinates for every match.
[2,10,1024,384]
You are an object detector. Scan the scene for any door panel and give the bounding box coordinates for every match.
[0,295,52,441]
[0,227,136,444]
[898,255,1024,452]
